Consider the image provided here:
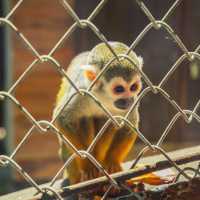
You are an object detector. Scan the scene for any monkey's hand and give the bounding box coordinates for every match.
[79,160,101,182]
[102,161,122,176]
[78,160,122,183]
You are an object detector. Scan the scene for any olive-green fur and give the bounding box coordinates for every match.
[87,42,141,82]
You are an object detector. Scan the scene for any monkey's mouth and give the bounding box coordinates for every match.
[114,98,133,110]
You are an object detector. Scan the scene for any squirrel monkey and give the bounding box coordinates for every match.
[53,42,143,185]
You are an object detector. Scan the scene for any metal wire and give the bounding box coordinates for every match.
[0,0,199,199]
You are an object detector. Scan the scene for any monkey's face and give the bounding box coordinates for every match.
[87,42,143,114]
[94,74,142,114]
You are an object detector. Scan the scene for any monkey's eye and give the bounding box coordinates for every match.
[113,85,125,94]
[130,83,138,92]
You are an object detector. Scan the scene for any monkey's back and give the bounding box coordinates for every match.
[56,51,90,105]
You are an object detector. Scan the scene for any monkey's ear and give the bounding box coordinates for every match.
[83,65,97,81]
[138,56,143,69]
[84,70,96,81]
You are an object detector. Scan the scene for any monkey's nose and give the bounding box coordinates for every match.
[114,98,133,110]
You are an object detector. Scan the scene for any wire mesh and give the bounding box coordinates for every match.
[0,0,200,199]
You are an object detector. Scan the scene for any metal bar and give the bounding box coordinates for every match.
[0,0,13,194]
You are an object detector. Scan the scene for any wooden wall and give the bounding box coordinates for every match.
[10,0,200,183]
[12,0,75,181]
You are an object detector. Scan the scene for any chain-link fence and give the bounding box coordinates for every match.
[0,0,200,199]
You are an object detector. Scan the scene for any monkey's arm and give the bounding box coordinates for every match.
[92,117,118,163]
[104,107,139,163]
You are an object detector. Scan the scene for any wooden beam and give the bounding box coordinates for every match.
[1,145,199,200]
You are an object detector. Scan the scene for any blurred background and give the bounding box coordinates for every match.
[0,0,199,195]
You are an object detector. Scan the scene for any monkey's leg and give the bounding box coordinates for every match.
[93,123,117,162]
[91,128,137,196]
[77,121,117,182]
[104,128,173,187]
[79,118,118,182]
[104,127,137,174]
[92,118,117,164]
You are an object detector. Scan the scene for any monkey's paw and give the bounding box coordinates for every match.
[80,161,122,182]
[79,163,122,197]
[80,167,102,182]
[103,161,122,175]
